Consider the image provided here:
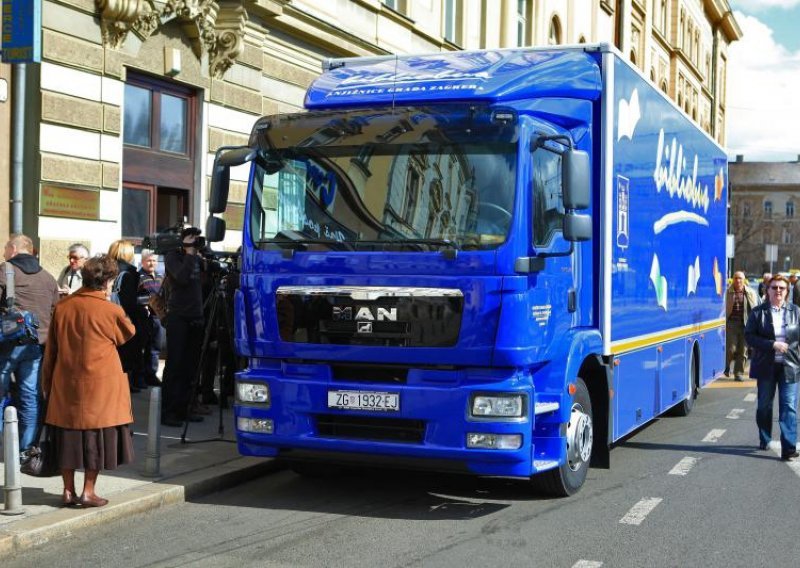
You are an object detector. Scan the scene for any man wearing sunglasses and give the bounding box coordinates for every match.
[745,274,800,461]
[56,243,89,296]
[160,227,207,427]
[725,271,759,380]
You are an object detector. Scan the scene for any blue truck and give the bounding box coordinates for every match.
[207,44,727,495]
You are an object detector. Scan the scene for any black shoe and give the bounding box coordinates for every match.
[734,376,744,382]
[187,414,204,423]
[201,392,219,405]
[759,442,770,450]
[160,415,183,427]
[780,451,799,461]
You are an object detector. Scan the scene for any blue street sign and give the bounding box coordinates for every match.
[1,0,42,63]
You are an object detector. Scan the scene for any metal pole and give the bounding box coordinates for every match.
[10,63,26,234]
[143,386,162,477]
[2,406,25,515]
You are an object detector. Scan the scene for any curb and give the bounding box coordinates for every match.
[0,457,282,558]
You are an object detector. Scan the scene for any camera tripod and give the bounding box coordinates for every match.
[180,269,238,444]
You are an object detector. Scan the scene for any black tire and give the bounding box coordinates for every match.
[531,378,593,497]
[669,348,698,417]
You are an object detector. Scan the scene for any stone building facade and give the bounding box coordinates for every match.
[729,157,800,275]
[0,0,740,277]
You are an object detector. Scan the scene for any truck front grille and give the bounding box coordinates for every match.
[315,414,425,444]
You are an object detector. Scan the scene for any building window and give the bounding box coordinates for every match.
[122,74,197,240]
[764,201,773,218]
[787,202,795,218]
[742,202,751,217]
[783,229,793,245]
[443,0,460,44]
[578,35,587,43]
[548,15,562,45]
[660,80,668,94]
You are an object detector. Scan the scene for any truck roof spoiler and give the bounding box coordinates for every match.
[322,42,613,71]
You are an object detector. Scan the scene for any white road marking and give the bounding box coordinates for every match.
[744,393,756,402]
[572,561,603,568]
[726,408,745,419]
[702,429,726,442]
[669,456,699,476]
[619,497,663,526]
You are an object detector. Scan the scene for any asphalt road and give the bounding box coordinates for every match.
[6,381,799,568]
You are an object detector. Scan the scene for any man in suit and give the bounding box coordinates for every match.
[745,274,800,461]
[725,271,759,380]
[790,272,800,307]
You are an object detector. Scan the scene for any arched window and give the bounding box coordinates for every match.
[578,35,587,44]
[650,68,656,82]
[548,15,562,45]
[630,50,637,65]
[660,80,668,94]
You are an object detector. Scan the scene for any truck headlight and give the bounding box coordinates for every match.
[467,433,522,450]
[237,417,274,433]
[471,394,525,418]
[236,381,270,405]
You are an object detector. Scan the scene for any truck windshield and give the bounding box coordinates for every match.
[247,106,517,251]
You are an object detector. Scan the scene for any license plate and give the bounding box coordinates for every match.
[327,390,399,412]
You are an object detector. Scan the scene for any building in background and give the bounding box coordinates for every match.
[729,156,800,275]
[0,0,740,277]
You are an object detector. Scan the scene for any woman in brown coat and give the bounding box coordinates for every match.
[42,255,136,508]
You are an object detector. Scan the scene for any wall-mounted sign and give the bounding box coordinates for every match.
[40,185,100,220]
[1,0,41,63]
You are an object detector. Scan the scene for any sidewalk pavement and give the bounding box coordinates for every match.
[0,386,279,557]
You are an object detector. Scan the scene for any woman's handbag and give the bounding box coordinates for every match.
[147,277,170,320]
[20,425,60,477]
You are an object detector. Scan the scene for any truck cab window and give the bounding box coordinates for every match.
[532,147,565,246]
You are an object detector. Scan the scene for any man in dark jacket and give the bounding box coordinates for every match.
[0,234,60,449]
[744,274,800,461]
[160,227,206,426]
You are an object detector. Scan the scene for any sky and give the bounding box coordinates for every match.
[725,1,800,162]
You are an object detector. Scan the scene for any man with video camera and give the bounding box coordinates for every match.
[160,227,207,427]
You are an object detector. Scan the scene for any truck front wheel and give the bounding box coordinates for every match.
[531,378,593,497]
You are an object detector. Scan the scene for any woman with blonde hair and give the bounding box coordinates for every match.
[42,254,136,507]
[108,239,144,391]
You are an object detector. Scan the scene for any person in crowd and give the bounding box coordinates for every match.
[108,240,145,392]
[42,254,136,507]
[137,250,163,387]
[161,227,206,427]
[791,272,800,307]
[0,234,60,450]
[725,271,759,380]
[758,272,772,299]
[744,274,800,461]
[56,243,90,296]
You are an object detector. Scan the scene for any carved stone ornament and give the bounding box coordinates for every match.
[97,0,248,78]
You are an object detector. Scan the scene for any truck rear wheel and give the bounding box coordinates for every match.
[531,378,593,497]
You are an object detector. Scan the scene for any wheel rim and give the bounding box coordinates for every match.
[566,403,593,471]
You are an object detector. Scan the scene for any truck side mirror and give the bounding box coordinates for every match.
[205,215,227,243]
[209,146,257,214]
[564,213,592,242]
[562,149,590,210]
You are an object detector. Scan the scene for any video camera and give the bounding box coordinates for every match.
[142,222,185,255]
[143,222,210,255]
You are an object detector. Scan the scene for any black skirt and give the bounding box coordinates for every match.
[51,424,135,471]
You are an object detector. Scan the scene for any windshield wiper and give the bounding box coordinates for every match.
[353,238,460,251]
[256,237,354,254]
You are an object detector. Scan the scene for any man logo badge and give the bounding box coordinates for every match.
[357,321,373,334]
